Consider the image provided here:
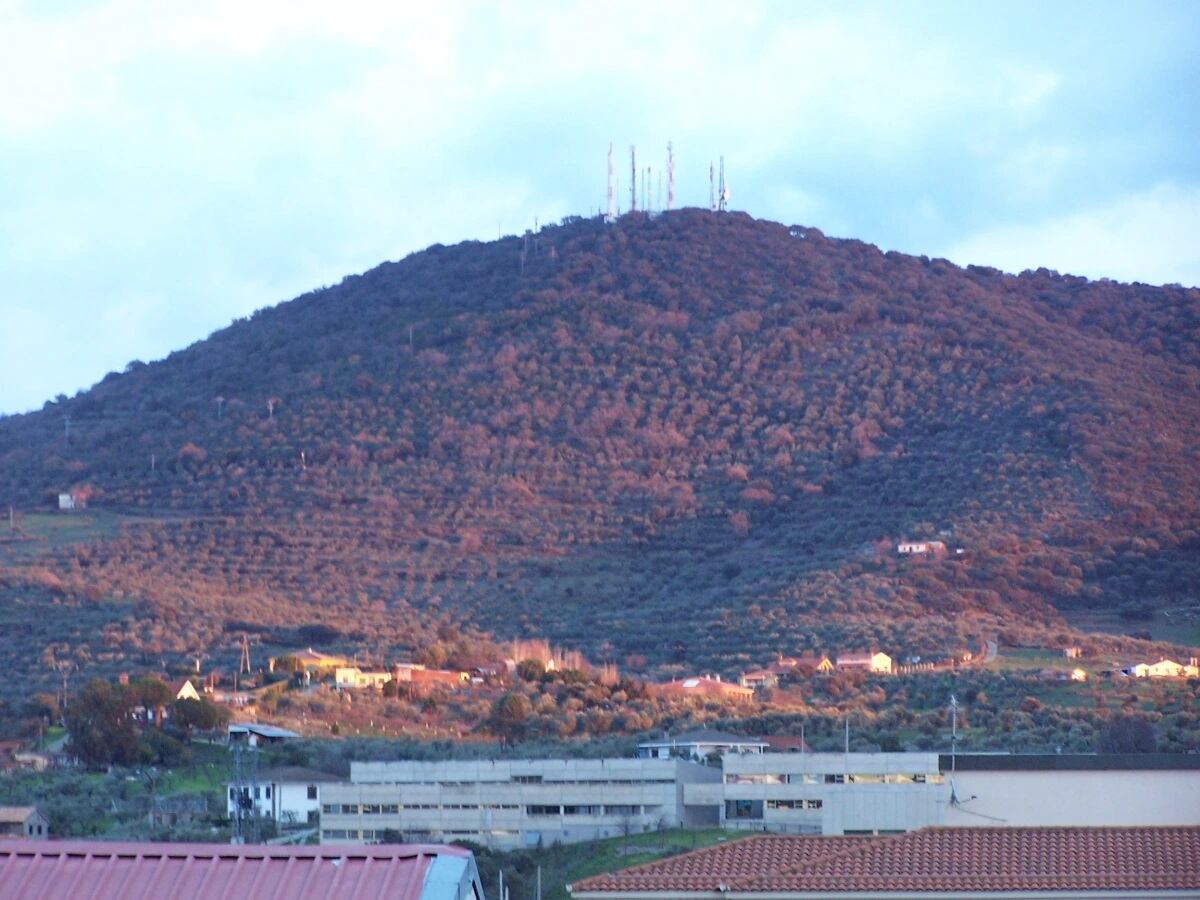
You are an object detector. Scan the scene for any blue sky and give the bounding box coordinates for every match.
[1,0,1197,415]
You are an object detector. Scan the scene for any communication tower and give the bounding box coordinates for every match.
[666,142,675,210]
[606,143,615,222]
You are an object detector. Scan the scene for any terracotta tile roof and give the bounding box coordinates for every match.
[0,839,479,900]
[571,835,866,893]
[570,827,1200,896]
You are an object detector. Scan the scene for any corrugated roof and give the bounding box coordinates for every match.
[0,840,480,900]
[570,827,1200,897]
[0,808,38,824]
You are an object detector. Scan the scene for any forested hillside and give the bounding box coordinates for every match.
[1,209,1198,693]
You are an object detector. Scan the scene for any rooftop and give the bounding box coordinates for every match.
[228,722,300,738]
[253,766,343,784]
[942,752,1200,771]
[0,840,481,900]
[639,730,768,747]
[0,808,38,824]
[570,827,1200,897]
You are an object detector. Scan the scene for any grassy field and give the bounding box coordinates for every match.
[0,510,128,562]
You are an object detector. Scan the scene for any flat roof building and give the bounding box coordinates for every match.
[322,758,721,850]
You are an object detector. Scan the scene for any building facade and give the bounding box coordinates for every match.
[941,753,1200,827]
[227,767,341,827]
[320,758,721,849]
[690,752,947,836]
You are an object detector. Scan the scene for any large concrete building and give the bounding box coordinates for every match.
[691,751,948,836]
[320,758,721,849]
[691,751,1200,836]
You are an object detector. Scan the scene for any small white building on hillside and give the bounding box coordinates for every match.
[227,767,341,828]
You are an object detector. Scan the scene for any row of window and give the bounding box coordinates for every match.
[766,799,823,810]
[364,777,675,787]
[323,803,523,815]
[229,785,320,801]
[724,773,943,785]
[322,828,518,841]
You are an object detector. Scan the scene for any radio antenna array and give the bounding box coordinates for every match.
[718,156,730,212]
[629,145,637,212]
[605,143,615,223]
[666,142,675,210]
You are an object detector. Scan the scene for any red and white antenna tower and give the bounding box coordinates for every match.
[666,141,675,211]
[606,143,615,222]
[629,145,637,212]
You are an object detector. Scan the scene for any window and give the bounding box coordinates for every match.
[725,773,785,784]
[307,785,318,800]
[526,805,560,816]
[725,800,763,820]
[322,829,347,840]
[265,786,272,798]
[562,805,603,816]
[362,804,382,815]
[253,787,261,799]
[824,774,845,784]
[322,804,335,814]
[229,788,236,801]
[381,804,399,814]
[513,775,543,784]
[806,799,823,810]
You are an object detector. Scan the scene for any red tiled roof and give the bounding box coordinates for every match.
[0,839,475,900]
[571,835,866,893]
[570,827,1200,896]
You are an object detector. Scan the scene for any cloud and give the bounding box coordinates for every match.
[0,1,1197,413]
[943,183,1200,286]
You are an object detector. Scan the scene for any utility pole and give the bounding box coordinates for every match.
[950,694,959,773]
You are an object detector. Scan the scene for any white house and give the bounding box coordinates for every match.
[334,667,393,690]
[836,652,893,674]
[227,767,341,828]
[1132,659,1198,678]
[896,540,946,556]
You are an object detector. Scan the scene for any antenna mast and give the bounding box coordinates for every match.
[666,142,675,210]
[606,143,615,222]
[718,156,730,212]
[709,162,715,211]
[950,694,959,772]
[629,145,637,212]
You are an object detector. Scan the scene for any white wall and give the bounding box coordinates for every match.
[946,769,1200,827]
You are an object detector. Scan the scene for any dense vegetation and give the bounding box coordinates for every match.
[0,210,1197,702]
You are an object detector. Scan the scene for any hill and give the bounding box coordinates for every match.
[1,209,1198,697]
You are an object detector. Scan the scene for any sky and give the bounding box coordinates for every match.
[1,0,1197,415]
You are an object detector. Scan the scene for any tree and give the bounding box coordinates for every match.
[130,676,174,726]
[1097,714,1157,753]
[172,697,230,742]
[65,678,140,768]
[490,692,533,743]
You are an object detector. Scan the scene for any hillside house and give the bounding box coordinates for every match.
[334,667,393,690]
[1133,658,1199,678]
[227,766,340,827]
[796,653,835,674]
[836,652,894,674]
[896,540,947,557]
[1064,646,1082,659]
[0,807,49,839]
[271,647,350,673]
[228,722,299,747]
[172,678,202,702]
[739,669,780,690]
[653,675,755,702]
[1070,668,1088,682]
